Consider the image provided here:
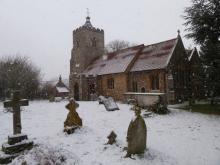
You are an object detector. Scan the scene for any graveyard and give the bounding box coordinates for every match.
[0,100,220,165]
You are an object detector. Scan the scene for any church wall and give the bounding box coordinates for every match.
[189,51,205,99]
[128,70,166,93]
[71,29,104,71]
[167,37,190,102]
[69,26,104,100]
[98,73,128,100]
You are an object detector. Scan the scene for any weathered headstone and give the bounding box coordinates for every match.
[106,131,117,145]
[0,90,33,164]
[103,97,119,111]
[63,98,82,134]
[125,104,147,157]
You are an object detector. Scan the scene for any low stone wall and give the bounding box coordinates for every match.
[124,92,166,107]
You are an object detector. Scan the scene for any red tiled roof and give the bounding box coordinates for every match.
[83,45,144,76]
[130,38,178,72]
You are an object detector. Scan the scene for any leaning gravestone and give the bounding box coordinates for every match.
[125,104,147,157]
[102,97,119,111]
[0,90,33,164]
[63,98,82,134]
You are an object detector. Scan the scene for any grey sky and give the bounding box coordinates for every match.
[0,0,193,80]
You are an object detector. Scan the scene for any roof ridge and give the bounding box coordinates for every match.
[106,44,144,55]
[144,37,177,48]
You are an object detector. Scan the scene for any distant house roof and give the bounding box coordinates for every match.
[83,45,144,76]
[83,37,179,76]
[56,86,69,93]
[56,76,67,87]
[131,38,178,72]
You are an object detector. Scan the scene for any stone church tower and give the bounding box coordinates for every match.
[69,16,104,100]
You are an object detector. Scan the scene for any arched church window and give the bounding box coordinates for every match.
[107,78,114,89]
[132,81,138,92]
[151,74,159,90]
[141,87,146,93]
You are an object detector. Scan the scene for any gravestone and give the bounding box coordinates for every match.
[63,98,82,134]
[0,90,33,164]
[106,131,117,145]
[102,97,119,111]
[125,104,147,157]
[98,95,106,104]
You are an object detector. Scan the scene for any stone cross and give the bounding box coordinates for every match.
[4,90,29,134]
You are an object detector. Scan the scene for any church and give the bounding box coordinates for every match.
[69,16,202,103]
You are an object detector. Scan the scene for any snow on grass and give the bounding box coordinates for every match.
[0,101,220,165]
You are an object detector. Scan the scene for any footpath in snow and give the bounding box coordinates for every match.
[0,101,220,165]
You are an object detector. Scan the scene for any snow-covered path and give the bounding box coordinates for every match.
[0,101,220,165]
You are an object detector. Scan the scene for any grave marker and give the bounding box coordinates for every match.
[125,103,147,157]
[0,90,33,164]
[103,97,119,111]
[4,90,28,134]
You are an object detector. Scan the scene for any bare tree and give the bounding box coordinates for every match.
[105,40,137,53]
[0,56,41,100]
[39,81,54,99]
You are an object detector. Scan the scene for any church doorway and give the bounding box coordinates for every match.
[89,83,95,94]
[74,83,79,101]
[89,83,96,101]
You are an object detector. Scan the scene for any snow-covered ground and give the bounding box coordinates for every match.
[0,101,220,165]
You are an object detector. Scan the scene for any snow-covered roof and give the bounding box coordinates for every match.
[83,38,178,76]
[83,45,144,76]
[124,92,165,95]
[56,87,69,93]
[130,38,178,72]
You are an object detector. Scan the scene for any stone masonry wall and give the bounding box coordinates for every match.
[69,28,104,100]
[98,73,128,101]
[128,70,166,93]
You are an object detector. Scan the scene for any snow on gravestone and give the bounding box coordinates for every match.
[103,97,119,111]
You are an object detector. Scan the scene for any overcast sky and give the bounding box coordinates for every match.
[0,0,194,81]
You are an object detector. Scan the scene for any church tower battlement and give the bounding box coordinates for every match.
[69,15,104,100]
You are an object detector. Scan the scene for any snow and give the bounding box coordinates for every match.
[56,87,69,93]
[2,139,32,148]
[124,92,165,95]
[8,133,26,138]
[0,101,220,165]
[131,38,178,72]
[83,47,141,76]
